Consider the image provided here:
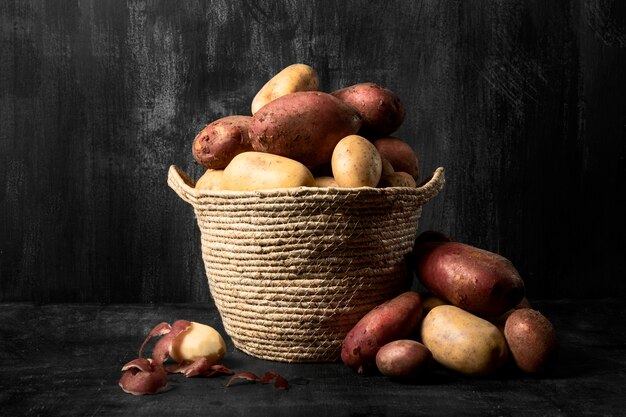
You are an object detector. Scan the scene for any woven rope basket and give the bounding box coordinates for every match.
[168,165,445,363]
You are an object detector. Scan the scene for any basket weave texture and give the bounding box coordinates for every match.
[168,165,445,362]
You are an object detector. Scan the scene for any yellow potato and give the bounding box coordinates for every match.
[380,157,395,178]
[420,305,509,376]
[331,135,382,188]
[251,64,319,115]
[421,293,449,314]
[195,169,224,190]
[221,151,315,191]
[169,321,226,365]
[315,176,338,187]
[378,171,417,188]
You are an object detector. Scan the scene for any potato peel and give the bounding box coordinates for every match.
[166,358,233,378]
[120,319,283,396]
[119,358,168,396]
[151,320,191,365]
[261,371,289,389]
[137,322,171,358]
[226,371,261,387]
[226,371,289,389]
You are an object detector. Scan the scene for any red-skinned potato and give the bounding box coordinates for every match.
[375,340,432,380]
[415,241,525,318]
[374,137,419,180]
[331,83,405,138]
[249,91,361,168]
[504,308,558,374]
[341,291,423,373]
[192,115,253,169]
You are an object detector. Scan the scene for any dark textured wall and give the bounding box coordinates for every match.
[1,0,625,303]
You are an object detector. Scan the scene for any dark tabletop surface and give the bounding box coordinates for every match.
[1,298,625,417]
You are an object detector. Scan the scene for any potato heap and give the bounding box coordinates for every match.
[191,64,419,191]
[341,231,558,380]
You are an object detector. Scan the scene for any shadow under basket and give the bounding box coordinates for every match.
[168,165,445,363]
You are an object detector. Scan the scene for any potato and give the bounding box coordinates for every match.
[488,298,533,332]
[378,171,417,188]
[315,176,338,187]
[195,169,224,190]
[504,308,558,374]
[374,137,419,180]
[169,321,227,365]
[375,340,432,380]
[421,293,449,314]
[310,162,333,178]
[331,83,405,138]
[341,291,423,373]
[415,241,525,317]
[192,115,254,169]
[251,64,319,115]
[249,91,361,168]
[221,151,315,191]
[421,305,509,376]
[380,157,395,178]
[331,135,382,187]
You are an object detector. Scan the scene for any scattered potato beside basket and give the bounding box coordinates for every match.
[337,230,558,380]
[504,308,558,374]
[420,305,509,376]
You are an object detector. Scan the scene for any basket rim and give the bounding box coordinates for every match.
[168,165,445,204]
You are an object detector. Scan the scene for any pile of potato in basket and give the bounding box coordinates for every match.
[190,63,420,191]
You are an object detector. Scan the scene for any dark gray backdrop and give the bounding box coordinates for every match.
[1,0,625,303]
